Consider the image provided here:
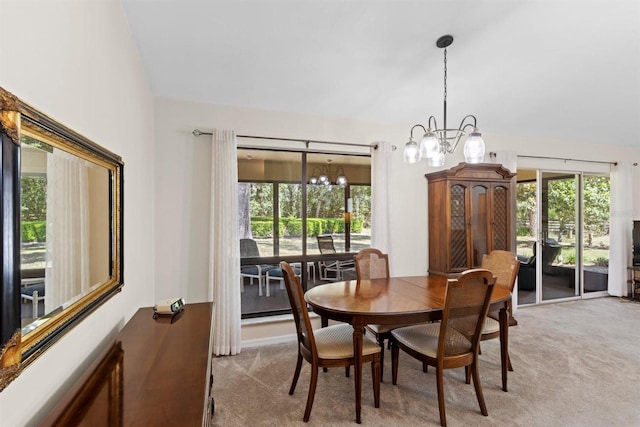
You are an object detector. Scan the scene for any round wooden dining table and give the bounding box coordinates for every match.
[304,275,512,424]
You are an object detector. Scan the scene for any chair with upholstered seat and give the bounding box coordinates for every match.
[390,269,496,427]
[474,250,520,377]
[280,261,381,422]
[356,248,418,381]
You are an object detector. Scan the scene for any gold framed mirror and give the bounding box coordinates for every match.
[0,87,124,391]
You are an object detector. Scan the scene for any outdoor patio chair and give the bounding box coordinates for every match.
[316,234,355,280]
[240,238,277,296]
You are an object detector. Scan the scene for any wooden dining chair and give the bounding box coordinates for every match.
[476,250,520,376]
[280,261,381,422]
[390,269,496,427]
[356,248,418,381]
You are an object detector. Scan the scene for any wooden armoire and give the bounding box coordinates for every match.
[425,162,515,276]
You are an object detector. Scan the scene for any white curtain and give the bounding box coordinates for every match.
[371,142,393,257]
[45,148,91,312]
[608,161,633,296]
[209,129,242,355]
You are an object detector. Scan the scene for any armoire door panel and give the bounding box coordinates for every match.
[471,184,489,267]
[492,185,509,250]
[449,184,468,270]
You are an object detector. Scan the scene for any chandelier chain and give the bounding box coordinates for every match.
[443,48,448,103]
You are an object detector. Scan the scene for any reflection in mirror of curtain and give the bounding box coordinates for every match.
[45,148,91,313]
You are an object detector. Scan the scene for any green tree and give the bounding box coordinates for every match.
[249,183,274,217]
[238,183,252,238]
[350,185,371,228]
[583,176,610,235]
[21,175,47,221]
[516,182,536,236]
[547,177,576,241]
[279,183,301,218]
[307,185,345,218]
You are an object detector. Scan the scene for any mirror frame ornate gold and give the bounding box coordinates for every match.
[0,87,124,391]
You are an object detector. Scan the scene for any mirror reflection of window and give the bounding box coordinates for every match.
[20,139,50,324]
[20,137,111,328]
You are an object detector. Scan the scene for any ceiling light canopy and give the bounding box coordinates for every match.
[404,35,485,166]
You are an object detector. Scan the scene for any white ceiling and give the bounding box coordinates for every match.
[121,0,640,147]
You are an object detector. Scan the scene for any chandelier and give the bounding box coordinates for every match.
[309,159,347,186]
[403,35,485,166]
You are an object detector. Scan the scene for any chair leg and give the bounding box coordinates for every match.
[471,360,488,416]
[391,342,399,385]
[436,366,447,427]
[345,366,350,377]
[303,366,319,422]
[289,353,303,395]
[378,336,385,381]
[507,352,513,371]
[423,361,429,373]
[465,365,471,384]
[371,354,381,408]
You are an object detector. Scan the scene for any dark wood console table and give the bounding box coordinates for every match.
[40,302,215,426]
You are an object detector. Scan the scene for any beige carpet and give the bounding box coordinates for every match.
[211,297,640,426]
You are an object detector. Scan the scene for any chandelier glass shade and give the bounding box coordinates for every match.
[404,35,486,166]
[309,160,347,186]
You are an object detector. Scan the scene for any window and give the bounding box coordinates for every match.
[21,140,49,272]
[238,149,371,318]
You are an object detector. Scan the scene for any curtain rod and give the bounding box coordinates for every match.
[192,129,396,151]
[517,154,617,166]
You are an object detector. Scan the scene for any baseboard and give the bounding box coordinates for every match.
[242,333,296,349]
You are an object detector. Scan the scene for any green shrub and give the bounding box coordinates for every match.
[306,219,323,237]
[250,217,362,237]
[285,219,302,237]
[351,219,363,233]
[251,221,273,238]
[564,253,576,265]
[21,221,46,242]
[251,216,272,222]
[594,257,609,267]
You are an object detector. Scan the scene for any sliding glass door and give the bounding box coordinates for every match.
[516,169,610,305]
[539,172,579,302]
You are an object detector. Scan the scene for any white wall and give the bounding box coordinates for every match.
[0,1,154,425]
